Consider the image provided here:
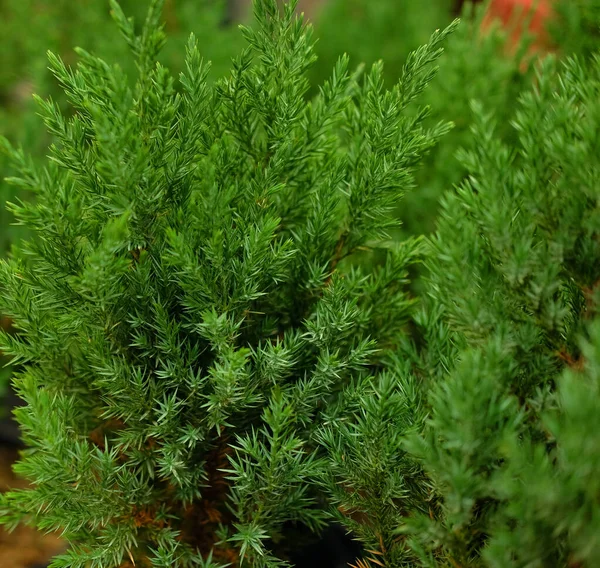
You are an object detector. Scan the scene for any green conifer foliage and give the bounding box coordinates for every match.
[0,0,242,259]
[0,1,456,566]
[403,53,600,566]
[0,0,242,205]
[0,0,244,395]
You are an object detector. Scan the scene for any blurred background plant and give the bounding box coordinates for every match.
[309,0,455,89]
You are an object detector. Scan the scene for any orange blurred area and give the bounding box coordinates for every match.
[482,0,553,52]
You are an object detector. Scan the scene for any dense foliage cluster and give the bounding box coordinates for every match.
[0,0,456,565]
[0,0,242,250]
[0,1,599,567]
[0,0,244,393]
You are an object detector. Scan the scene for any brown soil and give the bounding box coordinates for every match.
[0,447,65,568]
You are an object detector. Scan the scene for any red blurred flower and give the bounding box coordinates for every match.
[482,0,553,52]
